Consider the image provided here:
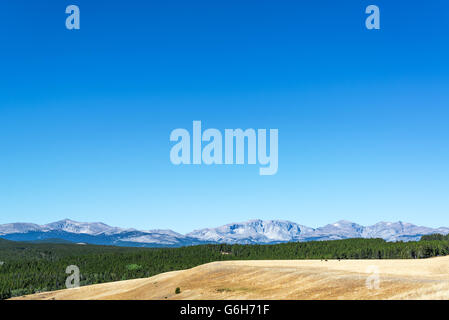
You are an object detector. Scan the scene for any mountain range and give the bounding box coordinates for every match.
[1,219,448,247]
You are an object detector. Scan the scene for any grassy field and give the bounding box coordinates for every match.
[13,257,449,300]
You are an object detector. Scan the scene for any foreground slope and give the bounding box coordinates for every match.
[13,256,449,300]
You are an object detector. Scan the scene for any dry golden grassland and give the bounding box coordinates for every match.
[13,256,449,300]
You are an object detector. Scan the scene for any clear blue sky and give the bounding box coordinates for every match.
[0,1,448,233]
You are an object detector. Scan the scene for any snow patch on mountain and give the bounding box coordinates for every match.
[0,223,42,235]
[187,219,314,244]
[43,219,125,235]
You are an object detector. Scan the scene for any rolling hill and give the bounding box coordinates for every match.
[12,257,449,300]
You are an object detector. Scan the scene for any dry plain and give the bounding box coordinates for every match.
[12,256,449,300]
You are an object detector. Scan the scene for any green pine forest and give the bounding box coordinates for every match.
[1,235,449,299]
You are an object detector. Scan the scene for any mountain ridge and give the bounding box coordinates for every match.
[1,218,449,247]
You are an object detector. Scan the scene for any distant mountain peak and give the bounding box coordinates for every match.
[1,218,449,247]
[42,219,122,235]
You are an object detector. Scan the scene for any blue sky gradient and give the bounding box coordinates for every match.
[0,1,448,233]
